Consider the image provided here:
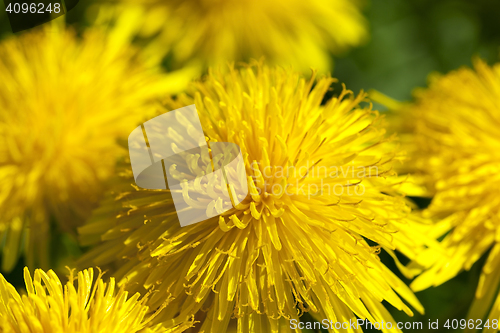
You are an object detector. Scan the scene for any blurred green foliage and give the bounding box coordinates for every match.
[335,0,500,101]
[0,0,499,331]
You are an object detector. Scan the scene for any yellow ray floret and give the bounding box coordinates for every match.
[92,0,367,73]
[391,59,500,329]
[0,21,183,272]
[79,63,436,332]
[0,267,169,333]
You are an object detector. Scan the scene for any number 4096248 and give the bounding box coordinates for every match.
[5,2,62,14]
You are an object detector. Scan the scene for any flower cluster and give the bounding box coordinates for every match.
[1,1,497,332]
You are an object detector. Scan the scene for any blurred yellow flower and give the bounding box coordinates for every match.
[0,21,186,272]
[93,0,368,73]
[393,59,500,327]
[0,267,163,333]
[79,63,434,332]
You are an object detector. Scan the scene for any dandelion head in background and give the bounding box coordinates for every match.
[393,59,500,326]
[0,267,165,333]
[93,0,368,73]
[79,63,435,332]
[0,22,178,272]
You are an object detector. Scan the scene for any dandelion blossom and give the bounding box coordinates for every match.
[0,267,164,332]
[0,23,178,272]
[95,0,367,73]
[80,63,433,332]
[394,59,500,327]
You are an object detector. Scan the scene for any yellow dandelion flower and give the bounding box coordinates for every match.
[79,63,434,332]
[93,0,367,73]
[392,59,500,327]
[0,21,186,272]
[0,267,164,332]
